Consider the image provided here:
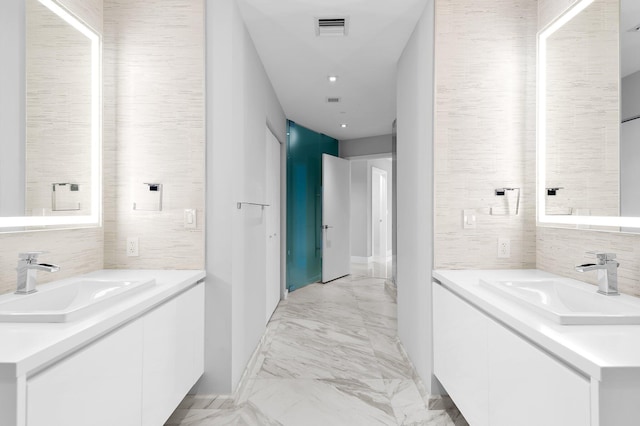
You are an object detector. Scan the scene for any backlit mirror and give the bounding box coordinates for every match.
[538,0,640,230]
[0,0,100,231]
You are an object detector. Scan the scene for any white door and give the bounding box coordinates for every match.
[322,154,350,282]
[372,167,388,262]
[265,127,281,322]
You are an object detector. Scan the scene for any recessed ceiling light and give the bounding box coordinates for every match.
[328,75,338,83]
[340,123,348,128]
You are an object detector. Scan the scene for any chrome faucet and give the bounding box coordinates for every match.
[574,252,619,296]
[16,252,60,294]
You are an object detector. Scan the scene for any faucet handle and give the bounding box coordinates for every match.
[18,251,47,261]
[587,251,616,262]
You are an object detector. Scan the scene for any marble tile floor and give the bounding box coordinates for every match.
[351,259,394,280]
[166,267,468,426]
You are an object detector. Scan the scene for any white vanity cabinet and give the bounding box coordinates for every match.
[434,283,591,426]
[487,320,590,426]
[24,281,204,426]
[432,281,489,425]
[142,282,204,426]
[27,319,145,426]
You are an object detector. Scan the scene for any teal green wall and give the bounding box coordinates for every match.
[286,121,339,291]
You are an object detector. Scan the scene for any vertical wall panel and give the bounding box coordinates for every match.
[433,0,537,270]
[102,0,205,270]
[0,0,25,219]
[396,0,435,392]
[201,0,286,394]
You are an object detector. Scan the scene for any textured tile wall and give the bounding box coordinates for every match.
[538,0,578,30]
[59,0,103,33]
[544,0,619,217]
[538,227,640,297]
[1,0,205,294]
[25,0,93,218]
[102,0,205,269]
[0,0,104,296]
[536,0,640,297]
[0,228,104,295]
[433,0,538,269]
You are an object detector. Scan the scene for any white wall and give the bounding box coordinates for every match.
[621,72,640,219]
[0,0,25,218]
[349,158,393,260]
[340,134,393,158]
[202,0,286,394]
[621,119,640,219]
[622,71,640,121]
[370,158,393,256]
[396,0,436,392]
[350,161,370,258]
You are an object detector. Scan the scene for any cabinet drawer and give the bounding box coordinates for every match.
[488,320,590,426]
[433,283,489,426]
[27,320,144,426]
[142,283,205,426]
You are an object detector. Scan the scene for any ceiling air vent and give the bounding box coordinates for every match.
[316,17,349,37]
[326,97,341,104]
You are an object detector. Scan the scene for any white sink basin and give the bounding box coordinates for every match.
[479,278,640,325]
[0,279,156,323]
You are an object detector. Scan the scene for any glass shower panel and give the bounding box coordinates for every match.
[286,121,338,291]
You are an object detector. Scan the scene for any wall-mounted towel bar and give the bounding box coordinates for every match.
[237,202,270,210]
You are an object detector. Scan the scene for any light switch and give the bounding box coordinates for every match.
[184,209,196,229]
[463,209,476,229]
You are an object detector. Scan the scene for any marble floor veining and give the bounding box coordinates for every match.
[166,263,468,426]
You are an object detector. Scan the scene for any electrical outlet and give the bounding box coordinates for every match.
[127,237,139,257]
[498,238,511,259]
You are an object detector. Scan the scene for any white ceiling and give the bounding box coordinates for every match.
[236,0,428,140]
[621,0,640,78]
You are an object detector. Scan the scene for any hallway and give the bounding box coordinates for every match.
[166,266,467,425]
[351,259,394,281]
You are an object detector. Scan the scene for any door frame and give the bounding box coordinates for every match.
[265,125,281,322]
[371,166,388,263]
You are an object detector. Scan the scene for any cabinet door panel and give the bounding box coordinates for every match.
[27,321,144,426]
[488,320,591,426]
[433,284,489,426]
[142,283,204,426]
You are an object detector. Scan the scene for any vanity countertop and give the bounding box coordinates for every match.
[0,269,205,379]
[433,269,640,381]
